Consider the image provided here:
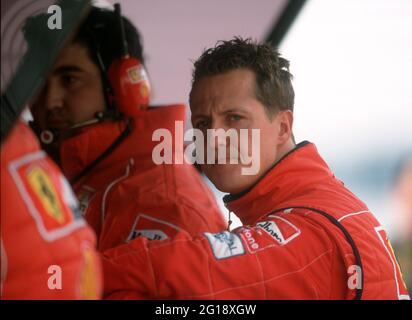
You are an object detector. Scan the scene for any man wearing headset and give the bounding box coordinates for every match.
[30,5,226,253]
[101,38,410,299]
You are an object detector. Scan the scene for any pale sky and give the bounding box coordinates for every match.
[281,0,412,164]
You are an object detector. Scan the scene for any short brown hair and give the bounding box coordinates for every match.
[191,37,294,117]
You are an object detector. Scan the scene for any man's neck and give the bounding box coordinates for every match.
[275,138,296,164]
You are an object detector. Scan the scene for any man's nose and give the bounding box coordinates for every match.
[43,81,64,111]
[207,118,232,147]
[209,118,227,131]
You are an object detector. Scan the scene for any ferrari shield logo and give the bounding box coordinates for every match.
[27,166,65,224]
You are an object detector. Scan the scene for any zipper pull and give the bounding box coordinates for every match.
[224,201,233,231]
[227,210,233,231]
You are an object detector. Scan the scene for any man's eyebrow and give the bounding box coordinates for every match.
[192,108,249,118]
[192,113,208,118]
[53,65,84,74]
[220,108,249,115]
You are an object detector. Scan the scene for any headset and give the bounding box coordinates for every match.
[106,3,150,118]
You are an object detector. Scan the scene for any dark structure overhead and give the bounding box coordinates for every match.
[265,0,308,46]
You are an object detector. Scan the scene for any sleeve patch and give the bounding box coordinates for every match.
[257,216,301,245]
[9,151,85,242]
[204,231,245,260]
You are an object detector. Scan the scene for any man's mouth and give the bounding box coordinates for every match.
[216,155,239,163]
[214,147,243,164]
[47,119,70,130]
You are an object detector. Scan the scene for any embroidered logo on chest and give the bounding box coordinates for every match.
[126,214,184,242]
[76,186,97,217]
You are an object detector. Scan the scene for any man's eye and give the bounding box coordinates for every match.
[62,75,77,86]
[228,114,242,121]
[195,120,209,129]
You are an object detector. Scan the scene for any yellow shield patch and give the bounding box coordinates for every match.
[27,167,65,225]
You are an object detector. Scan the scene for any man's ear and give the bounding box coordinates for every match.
[277,110,294,144]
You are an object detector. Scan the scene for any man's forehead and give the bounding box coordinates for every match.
[52,41,91,70]
[190,70,257,114]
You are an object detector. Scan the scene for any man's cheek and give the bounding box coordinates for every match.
[32,108,46,129]
[237,128,260,176]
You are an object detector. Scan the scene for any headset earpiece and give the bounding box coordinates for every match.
[107,56,150,117]
[105,3,150,118]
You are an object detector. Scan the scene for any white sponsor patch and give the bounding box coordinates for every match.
[204,231,245,260]
[257,217,300,245]
[126,214,187,242]
[76,185,96,217]
[128,229,168,241]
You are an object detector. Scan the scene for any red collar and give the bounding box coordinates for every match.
[60,104,186,184]
[224,142,337,225]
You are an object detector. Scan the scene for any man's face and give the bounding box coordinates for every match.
[32,41,106,132]
[190,68,293,194]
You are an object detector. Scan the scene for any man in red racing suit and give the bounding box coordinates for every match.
[101,141,410,299]
[100,38,409,300]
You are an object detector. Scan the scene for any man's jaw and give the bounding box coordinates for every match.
[46,120,71,131]
[46,112,71,130]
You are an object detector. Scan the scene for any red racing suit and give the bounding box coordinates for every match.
[1,120,102,299]
[58,104,225,251]
[101,141,410,299]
